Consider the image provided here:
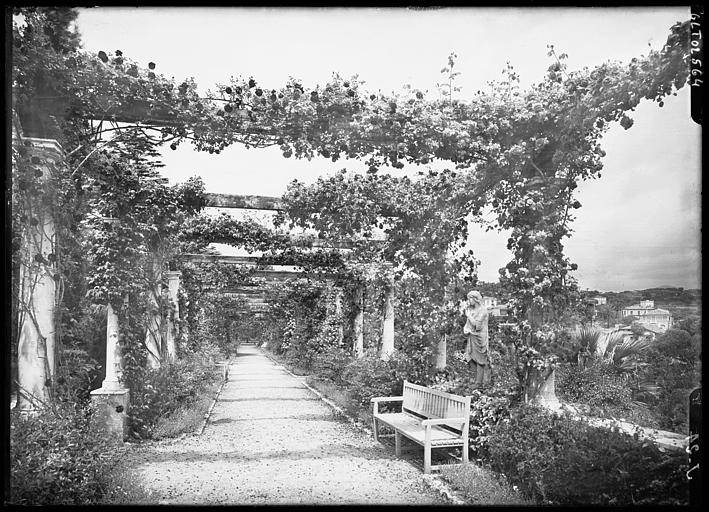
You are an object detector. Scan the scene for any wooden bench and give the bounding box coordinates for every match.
[371,381,471,474]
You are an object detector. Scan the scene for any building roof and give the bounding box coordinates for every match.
[624,303,653,310]
[644,308,671,315]
[623,304,671,315]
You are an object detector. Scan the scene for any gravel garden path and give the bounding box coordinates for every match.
[126,342,447,505]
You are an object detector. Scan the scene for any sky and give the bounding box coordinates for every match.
[73,7,701,292]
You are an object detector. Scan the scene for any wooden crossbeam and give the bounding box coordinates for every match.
[180,255,340,280]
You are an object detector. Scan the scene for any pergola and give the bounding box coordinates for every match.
[184,192,395,359]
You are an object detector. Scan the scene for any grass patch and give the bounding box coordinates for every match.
[305,376,374,426]
[98,453,160,504]
[439,463,531,505]
[263,350,310,376]
[151,378,222,440]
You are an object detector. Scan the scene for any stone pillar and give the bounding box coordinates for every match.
[101,303,123,390]
[353,284,364,358]
[15,136,61,414]
[90,303,130,441]
[166,270,181,362]
[380,276,395,361]
[525,367,561,411]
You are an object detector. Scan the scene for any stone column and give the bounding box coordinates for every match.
[353,284,364,358]
[525,367,561,411]
[380,276,395,361]
[101,303,123,390]
[166,270,181,362]
[90,303,130,441]
[15,136,61,414]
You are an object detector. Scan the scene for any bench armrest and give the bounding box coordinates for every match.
[421,417,468,427]
[370,396,404,403]
[371,396,404,416]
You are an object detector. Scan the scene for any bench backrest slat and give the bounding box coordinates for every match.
[402,381,470,432]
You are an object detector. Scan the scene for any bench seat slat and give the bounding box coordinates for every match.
[374,412,465,447]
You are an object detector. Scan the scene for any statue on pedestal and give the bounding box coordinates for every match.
[463,290,491,389]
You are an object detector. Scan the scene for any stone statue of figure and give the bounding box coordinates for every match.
[463,290,491,389]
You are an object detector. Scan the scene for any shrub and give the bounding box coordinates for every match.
[388,344,436,388]
[54,347,102,405]
[655,387,693,432]
[341,352,399,406]
[467,392,513,455]
[124,345,222,439]
[556,361,633,411]
[9,404,151,505]
[151,383,219,440]
[311,345,353,385]
[483,404,689,505]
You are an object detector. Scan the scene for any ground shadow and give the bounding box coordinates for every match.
[218,397,320,402]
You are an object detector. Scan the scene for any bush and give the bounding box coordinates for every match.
[467,392,513,455]
[388,345,436,388]
[9,404,151,504]
[311,345,353,385]
[124,345,222,439]
[341,352,399,406]
[151,383,219,440]
[557,361,633,410]
[483,405,689,505]
[655,387,693,432]
[54,348,102,405]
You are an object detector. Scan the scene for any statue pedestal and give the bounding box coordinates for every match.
[525,367,562,411]
[90,387,130,441]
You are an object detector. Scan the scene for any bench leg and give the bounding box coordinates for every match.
[395,431,402,457]
[373,417,378,442]
[424,442,432,474]
[462,442,469,464]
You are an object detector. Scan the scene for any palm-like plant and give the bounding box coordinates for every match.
[605,335,651,371]
[574,326,603,369]
[573,326,659,402]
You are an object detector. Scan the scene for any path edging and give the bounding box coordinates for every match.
[260,348,468,505]
[198,358,231,436]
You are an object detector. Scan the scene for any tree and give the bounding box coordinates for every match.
[655,328,698,365]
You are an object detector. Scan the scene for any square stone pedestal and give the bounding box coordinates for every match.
[90,387,130,441]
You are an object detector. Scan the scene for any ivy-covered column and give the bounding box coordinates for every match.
[436,284,451,370]
[334,286,344,344]
[436,335,447,370]
[90,303,130,441]
[145,261,162,368]
[166,270,181,362]
[14,134,61,414]
[353,284,364,358]
[380,275,395,360]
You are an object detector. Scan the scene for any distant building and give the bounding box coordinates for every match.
[621,300,673,334]
[482,296,497,308]
[483,296,510,317]
[592,296,607,305]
